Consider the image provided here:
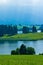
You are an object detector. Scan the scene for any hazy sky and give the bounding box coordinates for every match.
[0,0,43,25]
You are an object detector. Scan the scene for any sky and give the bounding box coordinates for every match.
[0,0,43,25]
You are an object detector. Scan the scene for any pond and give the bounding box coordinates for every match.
[0,40,43,55]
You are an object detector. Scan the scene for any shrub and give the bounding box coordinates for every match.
[39,53,43,55]
[11,44,35,55]
[26,47,35,55]
[11,50,16,55]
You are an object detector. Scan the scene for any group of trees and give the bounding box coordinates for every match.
[0,25,18,36]
[22,25,37,34]
[0,25,37,36]
[11,44,35,55]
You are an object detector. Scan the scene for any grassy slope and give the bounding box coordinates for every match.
[0,55,43,65]
[11,33,43,41]
[0,33,43,41]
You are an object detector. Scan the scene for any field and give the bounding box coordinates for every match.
[0,55,43,65]
[0,33,43,41]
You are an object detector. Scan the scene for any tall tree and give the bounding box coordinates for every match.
[32,25,37,32]
[19,44,26,54]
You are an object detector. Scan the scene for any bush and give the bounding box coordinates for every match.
[26,47,35,55]
[11,44,35,55]
[39,53,43,55]
[11,50,16,55]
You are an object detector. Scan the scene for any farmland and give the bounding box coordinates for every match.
[0,55,43,65]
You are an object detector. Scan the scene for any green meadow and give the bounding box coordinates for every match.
[0,33,43,41]
[0,55,43,65]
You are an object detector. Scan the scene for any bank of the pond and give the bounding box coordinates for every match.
[0,33,43,41]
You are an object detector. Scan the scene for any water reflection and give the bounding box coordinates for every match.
[0,40,43,54]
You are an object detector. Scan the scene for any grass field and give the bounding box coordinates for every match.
[0,55,43,65]
[0,33,43,41]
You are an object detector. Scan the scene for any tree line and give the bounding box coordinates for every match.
[22,25,37,33]
[0,25,18,36]
[0,25,37,36]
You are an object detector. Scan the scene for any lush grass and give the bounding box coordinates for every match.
[0,55,43,65]
[0,33,43,41]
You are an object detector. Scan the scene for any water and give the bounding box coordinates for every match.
[0,40,43,55]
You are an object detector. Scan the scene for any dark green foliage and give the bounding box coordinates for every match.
[16,48,20,54]
[11,44,35,55]
[32,25,37,32]
[39,53,43,55]
[26,47,35,55]
[19,44,26,54]
[11,50,16,55]
[11,48,20,55]
[0,25,18,36]
[22,26,29,33]
[40,25,43,32]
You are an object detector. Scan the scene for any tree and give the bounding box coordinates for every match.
[32,25,37,33]
[26,47,35,55]
[19,44,26,54]
[40,25,43,32]
[13,25,18,35]
[22,26,29,33]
